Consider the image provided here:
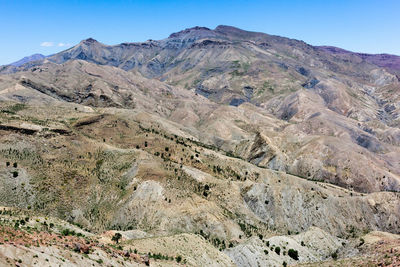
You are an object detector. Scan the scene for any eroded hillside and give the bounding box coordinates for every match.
[0,25,399,266]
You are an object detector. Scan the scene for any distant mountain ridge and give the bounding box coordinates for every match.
[41,25,400,76]
[10,53,46,67]
[5,25,400,75]
[317,46,400,75]
[5,26,400,76]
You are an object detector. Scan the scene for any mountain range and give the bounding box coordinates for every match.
[9,53,46,67]
[0,25,399,266]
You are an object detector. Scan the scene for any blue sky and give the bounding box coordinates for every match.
[1,0,399,65]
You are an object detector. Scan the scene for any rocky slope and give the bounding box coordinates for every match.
[0,25,399,266]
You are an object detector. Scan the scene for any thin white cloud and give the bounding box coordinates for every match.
[40,42,54,47]
[58,42,71,47]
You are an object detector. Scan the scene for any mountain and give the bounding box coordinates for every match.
[9,53,46,67]
[0,26,399,266]
[318,46,400,75]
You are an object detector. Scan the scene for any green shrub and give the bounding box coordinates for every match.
[61,228,76,236]
[176,255,182,263]
[61,229,70,236]
[112,232,122,244]
[288,249,299,260]
[275,247,281,255]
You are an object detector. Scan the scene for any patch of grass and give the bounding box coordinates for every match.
[1,103,26,114]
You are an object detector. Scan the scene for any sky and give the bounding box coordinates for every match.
[1,0,399,65]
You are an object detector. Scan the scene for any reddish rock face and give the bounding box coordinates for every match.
[81,244,90,254]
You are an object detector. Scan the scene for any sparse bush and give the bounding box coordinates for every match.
[275,246,281,255]
[176,255,182,263]
[264,249,268,255]
[331,250,338,260]
[12,171,18,178]
[61,228,76,236]
[13,162,17,168]
[112,232,122,244]
[301,241,305,246]
[61,229,70,236]
[288,249,299,260]
[6,162,10,167]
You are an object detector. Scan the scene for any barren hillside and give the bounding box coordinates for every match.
[0,25,399,266]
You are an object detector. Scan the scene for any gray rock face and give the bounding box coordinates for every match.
[243,181,400,236]
[225,227,342,267]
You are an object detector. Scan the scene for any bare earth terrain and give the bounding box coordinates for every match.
[0,25,399,266]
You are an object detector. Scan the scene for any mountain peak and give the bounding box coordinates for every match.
[80,38,99,45]
[214,25,241,32]
[168,26,212,39]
